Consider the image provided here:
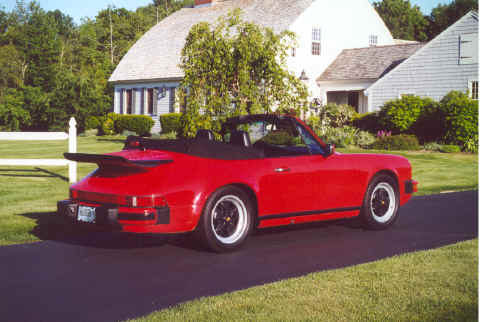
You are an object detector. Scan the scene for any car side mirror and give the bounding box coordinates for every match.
[325,143,335,156]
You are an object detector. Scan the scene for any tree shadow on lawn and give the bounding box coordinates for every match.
[0,168,68,182]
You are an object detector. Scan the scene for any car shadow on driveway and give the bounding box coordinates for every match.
[20,211,364,252]
[20,212,170,250]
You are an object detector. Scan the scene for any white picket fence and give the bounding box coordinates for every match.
[0,117,78,183]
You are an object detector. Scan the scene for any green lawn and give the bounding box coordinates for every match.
[129,239,478,322]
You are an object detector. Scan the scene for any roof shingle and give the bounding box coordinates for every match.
[109,0,313,83]
[317,43,424,82]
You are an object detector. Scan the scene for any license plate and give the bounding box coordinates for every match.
[78,205,96,223]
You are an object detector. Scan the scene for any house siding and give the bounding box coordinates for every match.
[114,81,180,133]
[366,12,478,111]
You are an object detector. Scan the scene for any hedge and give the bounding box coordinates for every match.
[370,134,420,151]
[116,115,154,136]
[160,113,182,134]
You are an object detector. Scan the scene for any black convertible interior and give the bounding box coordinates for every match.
[124,114,325,160]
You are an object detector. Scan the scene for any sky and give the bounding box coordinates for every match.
[1,0,451,25]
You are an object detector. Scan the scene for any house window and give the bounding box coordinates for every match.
[291,47,296,57]
[147,88,154,114]
[459,33,478,65]
[126,89,133,114]
[312,27,321,56]
[369,35,378,47]
[470,80,478,100]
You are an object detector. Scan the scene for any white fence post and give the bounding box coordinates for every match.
[68,117,77,183]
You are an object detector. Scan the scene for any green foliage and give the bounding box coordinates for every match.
[423,142,443,152]
[178,10,308,137]
[427,0,478,39]
[308,103,357,136]
[262,131,296,146]
[379,95,435,134]
[116,114,154,136]
[373,0,428,41]
[0,88,30,130]
[101,112,120,135]
[352,112,383,134]
[320,126,375,149]
[85,116,101,130]
[160,113,182,134]
[370,134,421,151]
[439,91,478,148]
[464,135,478,153]
[355,130,377,148]
[439,144,461,153]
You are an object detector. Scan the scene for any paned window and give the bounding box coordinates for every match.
[126,89,133,114]
[147,88,154,114]
[369,35,378,47]
[312,27,321,56]
[470,80,478,100]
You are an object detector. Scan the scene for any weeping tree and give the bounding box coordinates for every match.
[178,9,308,137]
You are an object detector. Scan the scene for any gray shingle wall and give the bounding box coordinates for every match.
[367,12,478,111]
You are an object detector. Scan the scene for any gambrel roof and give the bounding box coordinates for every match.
[317,43,424,82]
[109,0,314,83]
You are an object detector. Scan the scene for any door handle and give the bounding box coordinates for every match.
[275,167,291,173]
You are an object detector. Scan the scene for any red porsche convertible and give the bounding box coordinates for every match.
[58,114,417,252]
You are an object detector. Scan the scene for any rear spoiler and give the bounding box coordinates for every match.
[64,153,172,169]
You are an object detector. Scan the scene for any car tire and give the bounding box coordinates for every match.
[360,174,400,230]
[197,186,253,253]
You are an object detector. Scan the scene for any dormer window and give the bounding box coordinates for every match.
[312,27,321,56]
[369,35,378,47]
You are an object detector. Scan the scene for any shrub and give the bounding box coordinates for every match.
[464,135,478,153]
[85,116,101,130]
[100,113,121,135]
[369,134,420,151]
[439,91,478,147]
[116,115,154,136]
[378,95,435,134]
[439,144,461,153]
[410,100,444,143]
[263,131,296,146]
[355,130,376,148]
[160,113,182,134]
[351,112,383,133]
[423,142,442,152]
[321,126,358,148]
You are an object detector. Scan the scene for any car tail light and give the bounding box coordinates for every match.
[70,189,166,208]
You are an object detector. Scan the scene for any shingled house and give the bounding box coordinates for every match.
[318,10,478,113]
[317,43,424,113]
[109,0,395,132]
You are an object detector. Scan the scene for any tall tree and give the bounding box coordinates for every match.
[179,10,308,137]
[427,0,478,39]
[373,0,428,41]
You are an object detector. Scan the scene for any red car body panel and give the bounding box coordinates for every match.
[62,115,416,235]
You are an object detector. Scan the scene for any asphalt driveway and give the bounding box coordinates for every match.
[0,190,477,322]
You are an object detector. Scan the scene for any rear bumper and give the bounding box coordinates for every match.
[57,199,174,233]
[404,179,418,194]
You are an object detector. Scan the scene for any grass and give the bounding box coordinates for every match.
[0,135,125,245]
[129,239,478,321]
[338,148,478,196]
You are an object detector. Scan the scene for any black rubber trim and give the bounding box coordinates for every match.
[259,206,361,221]
[405,180,415,194]
[156,207,170,225]
[118,212,156,221]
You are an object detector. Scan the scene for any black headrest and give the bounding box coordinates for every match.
[230,130,251,148]
[196,129,214,141]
